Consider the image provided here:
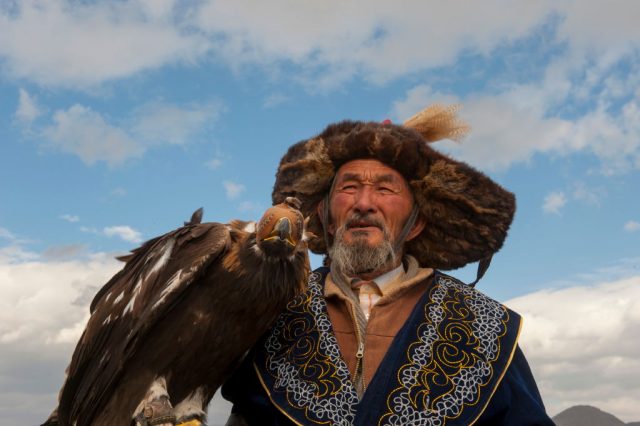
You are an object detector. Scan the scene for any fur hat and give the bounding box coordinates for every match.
[272,105,516,270]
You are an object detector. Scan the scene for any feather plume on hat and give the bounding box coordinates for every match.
[403,104,470,142]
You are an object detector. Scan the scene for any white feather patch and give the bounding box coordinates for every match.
[113,291,124,305]
[252,243,264,257]
[243,221,257,233]
[146,238,175,281]
[123,279,142,315]
[151,268,185,310]
[102,314,112,325]
[173,387,207,420]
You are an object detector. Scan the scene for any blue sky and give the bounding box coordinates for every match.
[1,1,639,424]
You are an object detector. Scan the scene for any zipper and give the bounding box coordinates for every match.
[355,341,365,394]
[350,302,366,395]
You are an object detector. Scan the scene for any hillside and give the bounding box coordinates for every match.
[553,405,638,426]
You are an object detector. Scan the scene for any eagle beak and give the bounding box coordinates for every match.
[262,217,298,247]
[256,200,304,258]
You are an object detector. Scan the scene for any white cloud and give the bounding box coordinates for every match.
[571,182,602,206]
[0,248,122,424]
[191,0,640,93]
[450,95,572,170]
[0,0,209,88]
[392,86,459,122]
[59,214,79,223]
[384,5,640,176]
[262,93,290,109]
[131,101,224,146]
[507,275,640,422]
[42,244,87,261]
[543,191,567,215]
[80,225,143,244]
[391,85,574,171]
[624,221,640,233]
[43,104,142,167]
[0,228,36,263]
[0,227,16,240]
[110,187,127,197]
[206,150,227,170]
[14,88,41,123]
[237,200,262,214]
[1,1,639,96]
[392,78,640,173]
[41,101,222,166]
[223,180,245,199]
[193,0,552,86]
[568,100,640,175]
[103,225,143,244]
[206,157,223,170]
[555,2,640,56]
[0,244,38,264]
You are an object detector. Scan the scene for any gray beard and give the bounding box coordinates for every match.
[328,225,397,277]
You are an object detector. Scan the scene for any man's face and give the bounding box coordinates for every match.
[327,159,417,248]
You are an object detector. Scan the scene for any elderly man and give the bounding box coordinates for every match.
[222,106,554,425]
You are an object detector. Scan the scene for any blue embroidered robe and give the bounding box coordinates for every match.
[222,268,554,425]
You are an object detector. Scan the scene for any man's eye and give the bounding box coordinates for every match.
[378,186,395,194]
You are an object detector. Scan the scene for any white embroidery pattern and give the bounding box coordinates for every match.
[263,271,358,425]
[380,275,509,426]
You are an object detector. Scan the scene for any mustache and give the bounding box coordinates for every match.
[344,214,386,231]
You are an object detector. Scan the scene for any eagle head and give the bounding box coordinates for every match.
[256,197,304,259]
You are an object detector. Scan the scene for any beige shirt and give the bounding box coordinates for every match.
[325,257,434,395]
[352,263,404,319]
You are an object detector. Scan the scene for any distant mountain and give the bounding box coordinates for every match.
[553,405,639,426]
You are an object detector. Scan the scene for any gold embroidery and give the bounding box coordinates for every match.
[379,275,510,426]
[259,271,358,425]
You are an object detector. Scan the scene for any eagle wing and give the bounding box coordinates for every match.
[58,220,233,425]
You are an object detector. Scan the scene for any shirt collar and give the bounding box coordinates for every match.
[369,263,405,292]
[338,262,405,296]
[325,255,430,301]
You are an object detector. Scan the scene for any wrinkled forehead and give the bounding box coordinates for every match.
[333,158,410,187]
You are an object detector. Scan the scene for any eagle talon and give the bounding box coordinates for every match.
[176,415,206,426]
[134,412,176,426]
[134,395,176,426]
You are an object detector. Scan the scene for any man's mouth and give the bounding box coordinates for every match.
[346,219,382,231]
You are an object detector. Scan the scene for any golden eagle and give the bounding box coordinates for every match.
[43,198,309,426]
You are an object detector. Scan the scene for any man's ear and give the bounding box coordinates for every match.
[406,214,426,242]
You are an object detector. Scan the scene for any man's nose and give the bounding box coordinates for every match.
[353,186,377,213]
